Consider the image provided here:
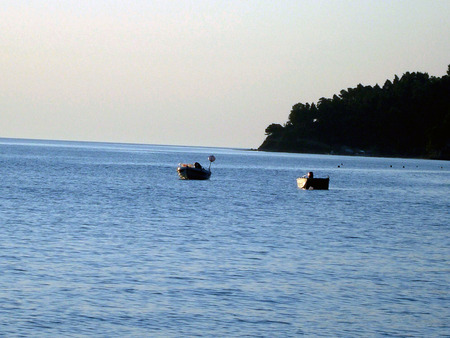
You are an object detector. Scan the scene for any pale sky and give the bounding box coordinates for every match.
[1,1,449,148]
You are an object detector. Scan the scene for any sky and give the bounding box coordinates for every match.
[1,1,449,149]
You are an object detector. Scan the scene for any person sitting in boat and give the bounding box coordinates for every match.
[194,162,202,169]
[302,171,314,178]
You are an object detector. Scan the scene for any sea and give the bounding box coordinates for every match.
[0,138,448,337]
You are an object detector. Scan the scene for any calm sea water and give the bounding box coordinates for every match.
[0,138,448,337]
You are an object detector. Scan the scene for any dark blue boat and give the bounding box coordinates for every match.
[177,155,215,180]
[297,172,330,190]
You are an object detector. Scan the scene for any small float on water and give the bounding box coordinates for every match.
[177,155,216,180]
[297,172,329,190]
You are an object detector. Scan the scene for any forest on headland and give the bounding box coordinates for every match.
[259,66,450,160]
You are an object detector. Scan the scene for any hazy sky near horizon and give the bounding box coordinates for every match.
[1,1,449,148]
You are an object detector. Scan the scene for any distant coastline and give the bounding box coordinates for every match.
[259,66,450,160]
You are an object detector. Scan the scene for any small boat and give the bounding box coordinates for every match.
[177,155,215,180]
[297,172,329,190]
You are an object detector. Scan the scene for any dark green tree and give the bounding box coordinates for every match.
[258,66,450,159]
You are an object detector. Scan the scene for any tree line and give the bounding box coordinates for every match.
[259,65,450,160]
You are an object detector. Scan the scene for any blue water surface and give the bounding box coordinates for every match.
[0,138,449,337]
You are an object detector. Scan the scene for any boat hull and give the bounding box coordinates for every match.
[177,166,211,180]
[297,177,329,190]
